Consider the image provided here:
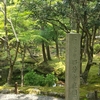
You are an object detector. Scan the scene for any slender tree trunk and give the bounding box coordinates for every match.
[42,41,47,62]
[53,26,59,58]
[21,45,25,87]
[81,0,98,83]
[3,0,20,84]
[83,26,97,82]
[82,54,93,83]
[3,0,12,84]
[7,42,19,84]
[46,44,51,60]
[82,33,94,83]
[55,39,59,58]
[7,65,13,84]
[21,63,24,87]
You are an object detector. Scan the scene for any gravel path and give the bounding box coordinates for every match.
[0,94,65,100]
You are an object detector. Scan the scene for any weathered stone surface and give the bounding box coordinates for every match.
[65,33,81,100]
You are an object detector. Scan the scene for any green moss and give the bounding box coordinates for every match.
[1,54,100,99]
[0,84,100,99]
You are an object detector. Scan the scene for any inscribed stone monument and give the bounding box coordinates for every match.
[65,33,80,100]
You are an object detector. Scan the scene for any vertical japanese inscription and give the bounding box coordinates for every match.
[65,33,80,100]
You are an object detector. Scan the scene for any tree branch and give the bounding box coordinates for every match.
[7,18,19,42]
[0,37,6,41]
[0,6,5,14]
[46,18,70,33]
[26,46,38,62]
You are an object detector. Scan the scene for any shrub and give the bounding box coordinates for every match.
[24,71,58,87]
[45,73,58,87]
[24,71,45,86]
[36,75,46,86]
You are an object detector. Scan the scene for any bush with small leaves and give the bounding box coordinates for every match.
[24,71,45,86]
[45,73,58,87]
[24,71,58,86]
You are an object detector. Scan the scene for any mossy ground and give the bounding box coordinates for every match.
[0,55,100,99]
[0,83,100,99]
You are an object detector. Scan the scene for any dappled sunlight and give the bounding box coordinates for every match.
[0,86,3,90]
[26,88,41,94]
[48,57,65,73]
[55,62,65,70]
[95,84,100,87]
[53,62,65,76]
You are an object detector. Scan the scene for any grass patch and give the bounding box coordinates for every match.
[1,56,100,99]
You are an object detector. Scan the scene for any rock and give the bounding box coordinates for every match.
[86,91,98,100]
[0,89,11,94]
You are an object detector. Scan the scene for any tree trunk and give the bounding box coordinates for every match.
[82,34,94,83]
[82,27,97,83]
[21,46,25,87]
[55,39,59,58]
[21,64,24,87]
[82,47,93,82]
[82,62,92,83]
[3,0,12,84]
[7,42,19,84]
[53,26,59,58]
[42,41,47,62]
[7,65,13,84]
[46,44,51,60]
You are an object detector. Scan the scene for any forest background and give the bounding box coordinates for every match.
[0,0,100,99]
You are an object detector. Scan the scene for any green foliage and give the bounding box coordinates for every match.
[45,73,58,87]
[24,71,58,87]
[93,44,100,54]
[24,71,45,86]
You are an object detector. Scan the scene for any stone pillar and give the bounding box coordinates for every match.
[65,33,81,100]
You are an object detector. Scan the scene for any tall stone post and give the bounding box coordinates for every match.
[65,33,81,100]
